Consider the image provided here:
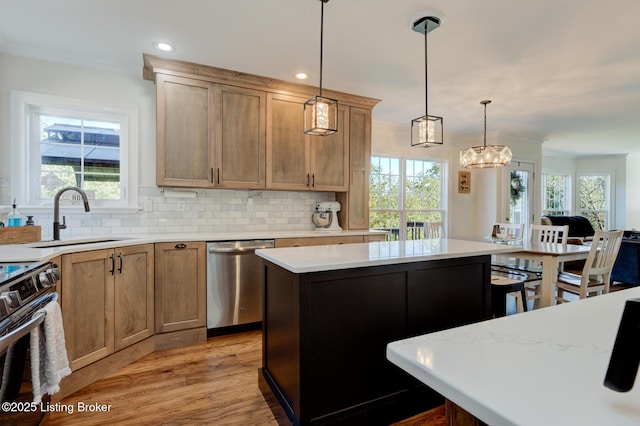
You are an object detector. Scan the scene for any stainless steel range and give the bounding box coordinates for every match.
[0,260,60,414]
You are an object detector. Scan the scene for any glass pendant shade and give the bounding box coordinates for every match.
[460,99,512,168]
[459,145,513,169]
[303,0,337,136]
[411,114,443,147]
[304,95,338,135]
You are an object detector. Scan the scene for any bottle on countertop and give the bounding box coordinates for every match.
[7,198,22,227]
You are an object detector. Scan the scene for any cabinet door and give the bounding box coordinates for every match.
[114,244,155,351]
[156,74,215,188]
[337,107,371,229]
[61,249,114,370]
[214,85,266,189]
[266,93,311,190]
[155,242,206,333]
[310,105,350,191]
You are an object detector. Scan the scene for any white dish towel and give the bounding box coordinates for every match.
[30,300,72,403]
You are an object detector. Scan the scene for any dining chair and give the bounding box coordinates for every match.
[529,224,569,246]
[522,224,569,305]
[424,221,444,239]
[556,230,624,302]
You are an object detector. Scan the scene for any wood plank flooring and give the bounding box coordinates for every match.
[42,330,443,425]
[46,330,283,425]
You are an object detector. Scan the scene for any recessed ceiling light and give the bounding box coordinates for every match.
[153,41,175,52]
[295,72,310,80]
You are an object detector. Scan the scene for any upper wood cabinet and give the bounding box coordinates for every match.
[144,54,380,227]
[156,74,214,188]
[214,85,266,189]
[266,93,349,191]
[155,75,266,189]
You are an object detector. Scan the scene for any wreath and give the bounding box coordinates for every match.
[510,171,525,205]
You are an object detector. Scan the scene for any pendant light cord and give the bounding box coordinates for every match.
[483,102,487,147]
[424,27,428,119]
[319,0,325,97]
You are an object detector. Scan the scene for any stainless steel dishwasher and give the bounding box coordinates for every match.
[206,240,274,330]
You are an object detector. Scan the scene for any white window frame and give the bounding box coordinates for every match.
[577,172,613,230]
[370,154,447,240]
[10,90,139,211]
[541,171,572,217]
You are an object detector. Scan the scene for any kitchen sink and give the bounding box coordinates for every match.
[24,237,135,248]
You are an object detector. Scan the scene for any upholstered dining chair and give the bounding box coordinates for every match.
[556,230,624,302]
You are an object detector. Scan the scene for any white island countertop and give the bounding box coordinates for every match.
[255,238,520,273]
[387,287,640,426]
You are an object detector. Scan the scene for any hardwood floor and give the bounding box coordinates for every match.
[46,330,283,425]
[40,330,443,426]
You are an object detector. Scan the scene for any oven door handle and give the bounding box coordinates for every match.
[0,293,58,355]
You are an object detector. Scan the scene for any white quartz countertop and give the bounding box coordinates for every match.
[255,238,520,273]
[0,230,385,262]
[387,287,640,426]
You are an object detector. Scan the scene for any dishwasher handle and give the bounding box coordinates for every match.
[208,242,274,254]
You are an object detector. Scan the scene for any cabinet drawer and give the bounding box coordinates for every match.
[274,236,364,248]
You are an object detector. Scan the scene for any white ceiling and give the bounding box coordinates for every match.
[2,0,639,157]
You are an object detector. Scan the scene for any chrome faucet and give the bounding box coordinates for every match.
[53,187,91,240]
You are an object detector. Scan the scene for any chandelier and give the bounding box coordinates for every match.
[459,100,512,168]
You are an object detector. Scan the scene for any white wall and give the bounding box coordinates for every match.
[0,52,332,236]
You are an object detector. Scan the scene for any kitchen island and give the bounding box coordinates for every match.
[255,239,519,425]
[387,286,640,426]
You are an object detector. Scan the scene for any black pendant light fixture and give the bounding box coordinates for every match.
[411,15,443,147]
[459,100,513,168]
[304,0,338,136]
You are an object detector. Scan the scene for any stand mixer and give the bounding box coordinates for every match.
[311,201,342,231]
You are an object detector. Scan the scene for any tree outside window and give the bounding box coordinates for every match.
[542,173,570,216]
[579,175,609,230]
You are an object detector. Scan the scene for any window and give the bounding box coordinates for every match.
[578,174,610,230]
[542,173,571,217]
[11,91,138,209]
[370,156,445,240]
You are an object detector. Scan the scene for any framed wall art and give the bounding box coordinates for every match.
[458,171,471,193]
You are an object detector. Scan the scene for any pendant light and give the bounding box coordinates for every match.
[459,100,513,169]
[411,15,443,147]
[304,0,338,136]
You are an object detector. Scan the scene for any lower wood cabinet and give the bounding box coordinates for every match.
[60,244,154,371]
[275,233,386,248]
[154,241,206,333]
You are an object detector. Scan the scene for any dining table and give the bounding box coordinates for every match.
[496,240,592,308]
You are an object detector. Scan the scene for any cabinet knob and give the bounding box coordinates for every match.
[175,243,187,249]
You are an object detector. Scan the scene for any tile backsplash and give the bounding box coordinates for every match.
[1,186,334,239]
